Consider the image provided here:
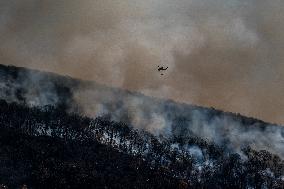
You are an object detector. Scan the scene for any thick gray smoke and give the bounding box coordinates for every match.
[0,0,284,124]
[0,68,58,106]
[73,83,284,158]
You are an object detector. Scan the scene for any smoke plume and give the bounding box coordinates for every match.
[0,1,284,124]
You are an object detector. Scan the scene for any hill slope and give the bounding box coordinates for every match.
[0,64,283,158]
[0,100,283,188]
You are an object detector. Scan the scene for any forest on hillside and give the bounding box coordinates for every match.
[1,64,284,159]
[0,99,283,189]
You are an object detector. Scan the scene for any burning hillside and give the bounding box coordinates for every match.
[0,64,283,159]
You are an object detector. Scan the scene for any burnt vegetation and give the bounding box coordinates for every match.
[0,100,283,189]
[0,64,284,188]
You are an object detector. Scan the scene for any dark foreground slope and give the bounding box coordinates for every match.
[0,128,181,189]
[0,101,182,189]
[0,100,283,189]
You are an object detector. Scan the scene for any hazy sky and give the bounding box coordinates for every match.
[0,0,284,124]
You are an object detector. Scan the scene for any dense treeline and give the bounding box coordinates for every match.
[0,99,283,188]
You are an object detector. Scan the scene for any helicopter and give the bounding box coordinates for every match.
[157,66,168,75]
